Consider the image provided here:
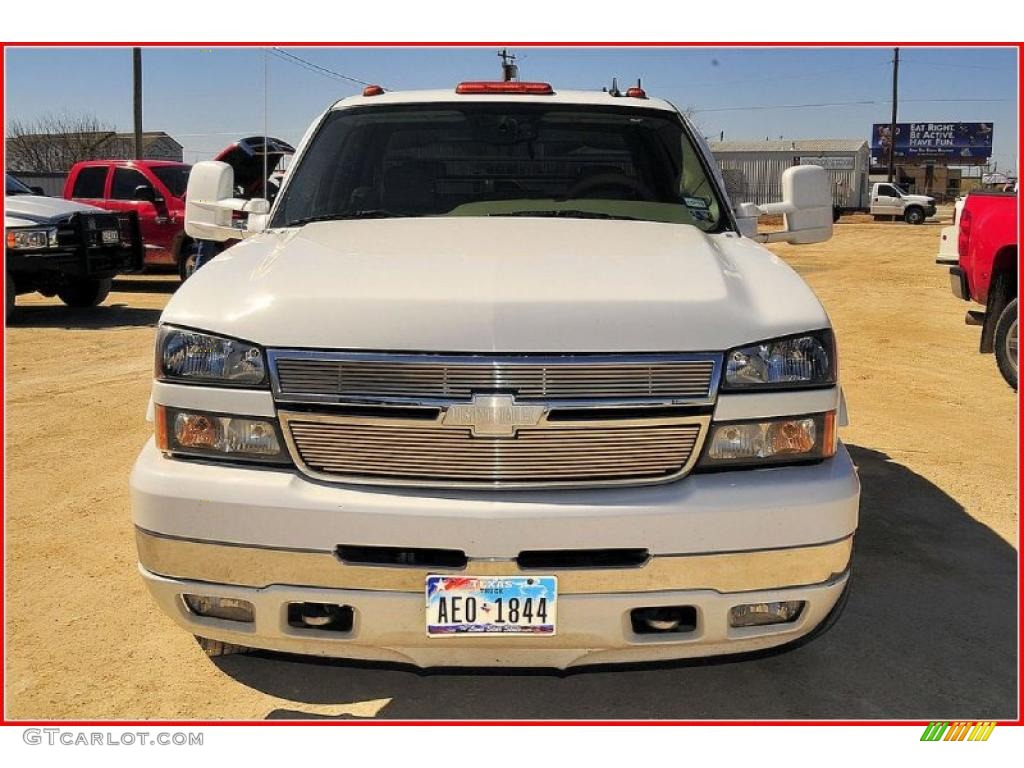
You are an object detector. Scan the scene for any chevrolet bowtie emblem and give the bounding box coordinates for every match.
[442,394,545,437]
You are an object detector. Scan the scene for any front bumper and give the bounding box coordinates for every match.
[131,440,859,667]
[6,211,143,280]
[140,565,849,668]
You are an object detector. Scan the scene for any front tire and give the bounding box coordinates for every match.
[57,277,112,308]
[995,298,1018,390]
[904,207,925,225]
[177,235,201,282]
[179,249,197,282]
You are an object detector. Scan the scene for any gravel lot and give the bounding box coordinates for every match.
[4,215,1018,720]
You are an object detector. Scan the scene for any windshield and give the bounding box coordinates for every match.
[272,103,726,231]
[5,173,33,195]
[150,164,191,198]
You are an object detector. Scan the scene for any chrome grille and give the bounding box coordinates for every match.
[280,412,708,489]
[271,352,719,403]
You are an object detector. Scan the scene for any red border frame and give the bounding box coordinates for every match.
[0,40,1021,727]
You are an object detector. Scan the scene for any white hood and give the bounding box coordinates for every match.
[5,194,102,227]
[161,217,830,352]
[904,193,935,205]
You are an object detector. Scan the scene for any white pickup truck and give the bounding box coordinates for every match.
[131,81,860,668]
[5,173,142,319]
[867,182,937,225]
[833,181,937,225]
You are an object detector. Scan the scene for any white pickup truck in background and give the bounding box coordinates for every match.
[834,181,937,225]
[131,80,860,668]
[867,182,937,224]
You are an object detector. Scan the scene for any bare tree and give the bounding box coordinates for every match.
[6,112,116,172]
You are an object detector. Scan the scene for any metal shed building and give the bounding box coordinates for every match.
[710,139,871,209]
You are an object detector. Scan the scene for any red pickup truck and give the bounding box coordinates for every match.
[946,190,1018,388]
[63,137,293,281]
[63,160,190,276]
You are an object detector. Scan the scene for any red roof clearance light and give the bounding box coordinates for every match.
[455,81,555,95]
[625,86,647,99]
[362,85,385,97]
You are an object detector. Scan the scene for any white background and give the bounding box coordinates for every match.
[2,0,1019,761]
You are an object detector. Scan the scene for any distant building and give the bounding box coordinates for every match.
[6,130,183,173]
[97,131,184,162]
[710,139,871,209]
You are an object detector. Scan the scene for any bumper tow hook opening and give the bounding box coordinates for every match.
[288,602,355,633]
[631,606,697,635]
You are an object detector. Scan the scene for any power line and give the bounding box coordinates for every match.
[693,97,1012,113]
[898,57,1010,72]
[268,47,376,88]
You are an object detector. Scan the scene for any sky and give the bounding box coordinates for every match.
[4,46,1019,172]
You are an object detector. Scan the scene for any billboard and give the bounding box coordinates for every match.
[871,122,993,162]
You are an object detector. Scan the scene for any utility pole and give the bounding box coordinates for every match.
[132,47,143,160]
[887,47,899,183]
[498,49,518,82]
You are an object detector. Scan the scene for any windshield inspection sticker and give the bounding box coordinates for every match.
[683,196,709,209]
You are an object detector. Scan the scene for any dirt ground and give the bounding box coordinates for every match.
[4,215,1018,720]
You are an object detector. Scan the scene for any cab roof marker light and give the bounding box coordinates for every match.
[626,80,647,99]
[455,81,555,95]
[362,85,385,97]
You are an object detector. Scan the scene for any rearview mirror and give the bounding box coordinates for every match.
[133,184,158,203]
[185,161,270,241]
[735,165,833,245]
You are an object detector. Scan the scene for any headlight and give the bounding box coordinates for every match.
[723,330,835,390]
[155,405,288,464]
[157,326,266,386]
[698,411,836,469]
[6,227,58,250]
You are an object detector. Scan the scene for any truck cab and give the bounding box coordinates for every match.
[131,81,859,667]
[64,160,190,272]
[869,182,937,224]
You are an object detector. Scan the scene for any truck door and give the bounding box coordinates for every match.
[105,167,178,266]
[67,165,110,207]
[871,184,904,216]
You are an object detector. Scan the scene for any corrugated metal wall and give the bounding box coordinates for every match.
[8,172,67,198]
[714,149,869,209]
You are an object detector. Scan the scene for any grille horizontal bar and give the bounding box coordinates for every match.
[272,353,719,403]
[283,416,706,488]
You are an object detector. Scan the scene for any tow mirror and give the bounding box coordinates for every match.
[185,160,270,241]
[735,165,833,245]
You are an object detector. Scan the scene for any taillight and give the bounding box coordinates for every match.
[958,208,972,259]
[455,81,554,95]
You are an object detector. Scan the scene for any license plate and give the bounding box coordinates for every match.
[101,229,119,244]
[426,575,557,637]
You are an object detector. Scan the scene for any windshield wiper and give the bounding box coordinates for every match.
[487,209,640,221]
[285,210,406,227]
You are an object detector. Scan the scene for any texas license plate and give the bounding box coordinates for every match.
[426,575,557,637]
